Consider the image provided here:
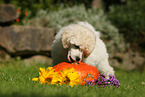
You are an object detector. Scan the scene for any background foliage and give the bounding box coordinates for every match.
[22,5,127,54]
[1,0,144,52]
[108,0,145,52]
[0,0,93,17]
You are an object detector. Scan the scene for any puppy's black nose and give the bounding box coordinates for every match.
[76,56,80,61]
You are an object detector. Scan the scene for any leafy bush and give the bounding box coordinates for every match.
[0,0,93,17]
[23,5,128,54]
[0,0,61,17]
[108,0,145,51]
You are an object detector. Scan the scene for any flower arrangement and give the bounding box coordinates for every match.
[85,73,120,88]
[32,67,80,87]
[32,62,120,88]
[53,62,99,85]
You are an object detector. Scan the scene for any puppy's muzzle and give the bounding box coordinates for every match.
[76,56,81,61]
[68,56,81,63]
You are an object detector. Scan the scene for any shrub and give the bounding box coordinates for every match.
[1,0,93,17]
[22,5,128,54]
[0,0,61,17]
[108,0,145,51]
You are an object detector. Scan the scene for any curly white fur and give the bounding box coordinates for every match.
[51,22,115,77]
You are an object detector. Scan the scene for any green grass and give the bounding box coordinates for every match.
[0,60,145,97]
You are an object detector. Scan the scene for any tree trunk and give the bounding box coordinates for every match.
[92,0,102,9]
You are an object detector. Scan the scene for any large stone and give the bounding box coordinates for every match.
[0,47,11,61]
[110,50,145,71]
[0,4,18,23]
[0,25,55,57]
[23,55,52,66]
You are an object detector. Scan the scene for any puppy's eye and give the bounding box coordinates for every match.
[74,45,79,48]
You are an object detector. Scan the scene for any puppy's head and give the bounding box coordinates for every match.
[61,24,96,63]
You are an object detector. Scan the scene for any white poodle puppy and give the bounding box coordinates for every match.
[51,22,115,77]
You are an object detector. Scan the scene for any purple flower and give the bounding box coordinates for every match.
[85,73,120,88]
[85,80,95,86]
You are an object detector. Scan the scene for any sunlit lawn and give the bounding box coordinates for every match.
[0,59,144,97]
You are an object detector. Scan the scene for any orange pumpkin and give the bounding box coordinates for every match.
[53,62,99,85]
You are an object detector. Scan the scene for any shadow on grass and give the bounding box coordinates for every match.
[0,92,71,97]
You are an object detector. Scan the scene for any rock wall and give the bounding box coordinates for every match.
[0,4,18,25]
[0,26,54,57]
[0,4,55,65]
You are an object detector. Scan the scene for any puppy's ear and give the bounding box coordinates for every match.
[62,33,70,49]
[83,50,90,58]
